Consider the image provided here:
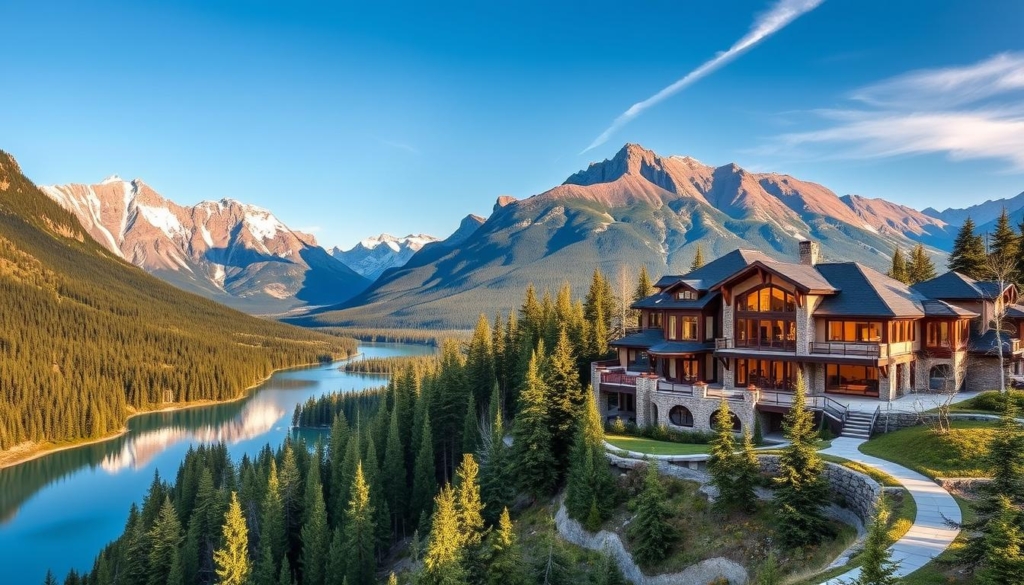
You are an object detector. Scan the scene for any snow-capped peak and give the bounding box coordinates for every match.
[357,233,437,251]
[101,174,124,184]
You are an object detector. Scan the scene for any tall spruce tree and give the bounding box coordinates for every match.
[978,495,1024,584]
[855,496,900,585]
[707,399,757,512]
[887,246,910,284]
[412,414,438,524]
[454,454,486,548]
[147,497,183,585]
[486,508,526,585]
[383,407,407,536]
[773,370,831,548]
[545,327,586,475]
[627,463,678,567]
[691,244,706,271]
[343,463,377,585]
[462,394,481,455]
[511,350,557,498]
[564,392,616,526]
[300,458,329,585]
[467,315,496,407]
[261,460,287,572]
[422,485,468,585]
[991,208,1020,283]
[479,410,514,525]
[907,244,937,284]
[961,401,1024,568]
[213,492,251,585]
[949,216,989,279]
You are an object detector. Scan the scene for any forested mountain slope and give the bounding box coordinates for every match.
[0,151,355,458]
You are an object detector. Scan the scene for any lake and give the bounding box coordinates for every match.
[0,342,433,584]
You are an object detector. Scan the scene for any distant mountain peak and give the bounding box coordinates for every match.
[333,232,440,281]
[494,195,517,213]
[101,174,123,184]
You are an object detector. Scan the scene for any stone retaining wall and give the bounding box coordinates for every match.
[758,455,881,523]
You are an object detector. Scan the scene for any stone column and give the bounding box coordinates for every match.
[900,362,911,395]
[635,375,658,428]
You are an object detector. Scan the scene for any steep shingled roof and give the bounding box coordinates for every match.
[912,271,1010,301]
[814,263,925,317]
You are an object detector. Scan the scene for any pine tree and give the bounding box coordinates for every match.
[461,394,481,455]
[978,495,1024,584]
[412,413,438,523]
[479,410,515,525]
[278,442,303,550]
[545,327,586,475]
[634,265,653,303]
[261,460,287,571]
[422,485,468,585]
[278,555,293,585]
[773,370,831,548]
[627,463,678,567]
[214,492,251,585]
[708,399,739,509]
[328,413,351,525]
[735,430,761,512]
[949,216,989,279]
[383,407,407,535]
[147,497,183,585]
[343,463,377,585]
[564,392,617,525]
[467,314,496,407]
[253,543,277,585]
[301,458,330,585]
[855,496,900,585]
[454,454,486,547]
[43,571,58,585]
[887,246,909,284]
[961,401,1024,568]
[511,350,557,498]
[325,528,345,585]
[691,244,705,271]
[486,508,526,585]
[991,208,1020,281]
[907,244,937,284]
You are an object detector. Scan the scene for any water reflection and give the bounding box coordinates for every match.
[0,342,433,583]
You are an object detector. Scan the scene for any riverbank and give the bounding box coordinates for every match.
[0,356,348,471]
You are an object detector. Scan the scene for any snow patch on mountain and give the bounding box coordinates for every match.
[332,233,439,281]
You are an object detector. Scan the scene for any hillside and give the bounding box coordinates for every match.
[0,150,355,459]
[41,177,369,314]
[297,144,957,329]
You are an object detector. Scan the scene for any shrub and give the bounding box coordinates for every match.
[610,417,627,434]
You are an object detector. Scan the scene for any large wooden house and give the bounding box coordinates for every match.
[595,241,1024,436]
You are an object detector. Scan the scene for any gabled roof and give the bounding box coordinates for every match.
[922,299,979,318]
[609,328,664,348]
[655,249,775,293]
[813,263,925,317]
[631,290,719,311]
[711,260,837,294]
[912,271,1011,301]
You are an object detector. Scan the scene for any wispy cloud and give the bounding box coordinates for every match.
[765,52,1024,170]
[376,138,420,155]
[581,0,824,154]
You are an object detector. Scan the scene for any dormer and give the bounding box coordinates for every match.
[663,280,701,302]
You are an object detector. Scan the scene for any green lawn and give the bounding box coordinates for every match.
[605,434,711,456]
[950,390,1024,414]
[858,421,996,479]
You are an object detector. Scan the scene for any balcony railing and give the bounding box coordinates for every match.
[600,371,638,387]
[757,390,849,423]
[715,338,796,352]
[656,380,695,395]
[809,341,914,359]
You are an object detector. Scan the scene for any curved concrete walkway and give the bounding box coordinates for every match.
[820,437,962,584]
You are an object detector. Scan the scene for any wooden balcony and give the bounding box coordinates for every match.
[809,341,914,359]
[600,371,638,387]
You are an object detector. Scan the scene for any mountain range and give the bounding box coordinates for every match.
[331,234,439,281]
[297,144,1023,329]
[41,177,370,314]
[33,143,1024,330]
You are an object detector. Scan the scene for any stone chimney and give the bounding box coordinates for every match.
[799,240,820,266]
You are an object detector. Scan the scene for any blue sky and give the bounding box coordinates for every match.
[3,0,1023,248]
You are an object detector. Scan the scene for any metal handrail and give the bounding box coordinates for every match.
[600,372,638,386]
[868,404,881,436]
[656,380,695,395]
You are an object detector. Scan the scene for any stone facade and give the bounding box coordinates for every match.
[966,356,1009,392]
[639,378,759,434]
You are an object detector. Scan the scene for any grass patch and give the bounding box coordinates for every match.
[949,390,1024,414]
[858,421,996,479]
[605,435,711,456]
[819,455,902,487]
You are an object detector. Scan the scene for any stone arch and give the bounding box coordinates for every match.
[710,410,742,432]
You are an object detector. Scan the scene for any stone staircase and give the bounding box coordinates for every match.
[840,410,875,440]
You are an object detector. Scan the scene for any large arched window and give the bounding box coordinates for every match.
[669,405,694,427]
[736,285,797,351]
[741,285,796,313]
[710,411,742,432]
